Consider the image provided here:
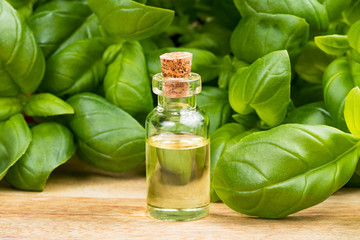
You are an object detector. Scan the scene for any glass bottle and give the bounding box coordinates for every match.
[145,52,210,221]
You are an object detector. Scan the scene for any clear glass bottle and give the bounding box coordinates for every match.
[145,52,210,221]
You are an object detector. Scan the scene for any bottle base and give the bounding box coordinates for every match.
[147,204,209,222]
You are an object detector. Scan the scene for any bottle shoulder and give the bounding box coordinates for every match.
[146,106,208,120]
[145,106,209,138]
[146,106,209,127]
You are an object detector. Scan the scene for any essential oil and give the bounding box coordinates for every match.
[145,52,210,221]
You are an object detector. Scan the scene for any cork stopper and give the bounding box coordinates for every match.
[160,52,192,78]
[160,52,192,98]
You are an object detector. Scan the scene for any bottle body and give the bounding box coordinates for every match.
[145,73,210,221]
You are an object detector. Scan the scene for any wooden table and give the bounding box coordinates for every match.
[0,157,359,239]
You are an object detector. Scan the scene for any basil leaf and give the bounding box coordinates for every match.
[27,0,92,57]
[210,123,253,202]
[0,0,45,97]
[5,122,76,191]
[180,22,232,56]
[218,56,249,90]
[66,93,145,172]
[351,56,360,86]
[314,35,350,56]
[0,97,24,121]
[5,0,34,19]
[88,0,174,41]
[344,86,360,138]
[323,0,351,21]
[233,0,328,32]
[350,48,360,64]
[218,55,235,89]
[104,41,153,123]
[229,50,291,127]
[323,57,356,131]
[5,0,29,9]
[232,113,260,129]
[210,0,241,29]
[24,93,74,117]
[54,14,101,55]
[285,102,334,126]
[348,20,360,53]
[343,0,360,25]
[197,86,232,135]
[295,42,334,84]
[146,47,220,83]
[231,13,309,63]
[213,124,359,218]
[0,114,32,180]
[41,38,107,97]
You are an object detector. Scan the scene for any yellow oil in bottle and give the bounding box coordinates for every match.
[146,134,210,221]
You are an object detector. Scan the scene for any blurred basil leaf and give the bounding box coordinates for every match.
[231,13,309,63]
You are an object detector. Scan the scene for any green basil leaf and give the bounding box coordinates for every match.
[5,0,29,9]
[314,35,350,56]
[218,55,234,89]
[41,38,107,97]
[104,41,153,123]
[351,60,360,87]
[55,14,101,55]
[218,56,249,90]
[0,114,32,180]
[343,0,360,25]
[102,43,124,65]
[0,97,24,121]
[27,0,92,57]
[66,93,145,172]
[213,124,359,218]
[323,0,351,21]
[231,13,309,63]
[210,123,253,202]
[137,0,169,8]
[180,22,232,56]
[232,113,260,129]
[210,0,241,29]
[229,50,291,127]
[229,59,250,89]
[5,0,34,19]
[295,42,334,84]
[146,47,220,83]
[350,48,360,64]
[285,102,334,126]
[323,57,356,131]
[197,86,232,135]
[5,122,76,191]
[348,20,360,54]
[139,38,159,53]
[88,0,174,41]
[24,93,74,117]
[233,0,328,32]
[0,0,45,97]
[344,86,360,138]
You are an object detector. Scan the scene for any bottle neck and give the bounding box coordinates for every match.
[157,95,196,111]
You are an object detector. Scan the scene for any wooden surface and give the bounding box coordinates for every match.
[0,158,359,239]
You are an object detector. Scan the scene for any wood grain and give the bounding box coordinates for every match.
[0,157,359,239]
